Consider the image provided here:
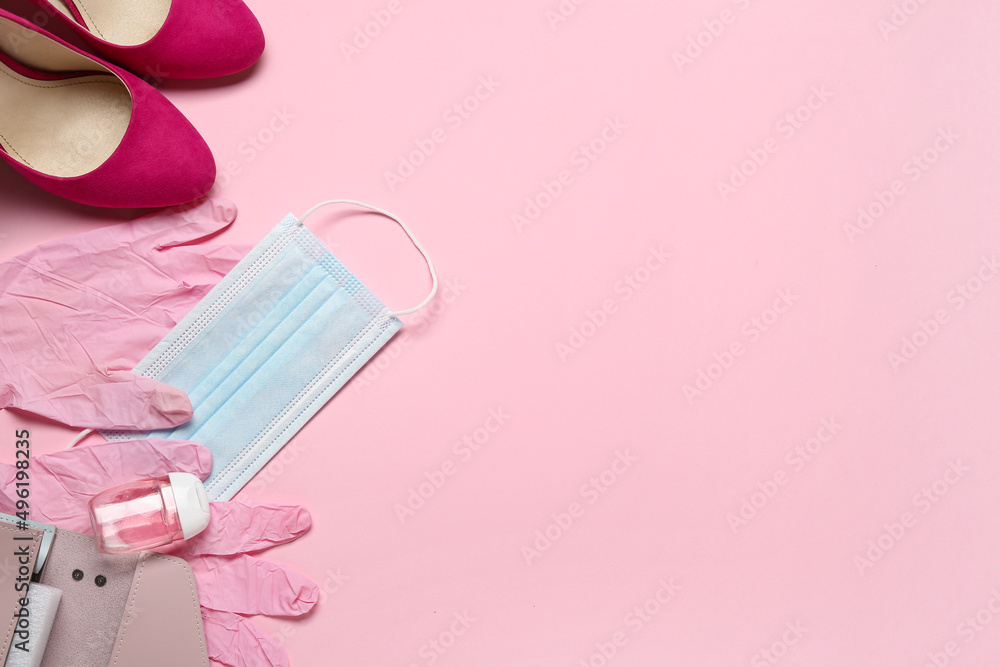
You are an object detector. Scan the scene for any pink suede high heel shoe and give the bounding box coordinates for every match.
[0,9,216,208]
[26,0,265,79]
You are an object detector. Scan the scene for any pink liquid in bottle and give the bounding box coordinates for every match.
[89,473,210,554]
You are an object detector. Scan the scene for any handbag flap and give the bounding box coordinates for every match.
[38,528,139,667]
[108,552,209,667]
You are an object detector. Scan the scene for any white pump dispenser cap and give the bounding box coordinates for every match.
[168,472,211,540]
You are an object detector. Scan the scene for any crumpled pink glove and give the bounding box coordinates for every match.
[0,198,248,430]
[0,439,318,667]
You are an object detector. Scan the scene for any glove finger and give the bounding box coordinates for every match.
[190,554,319,617]
[0,230,232,360]
[153,242,252,288]
[1,439,212,532]
[202,608,290,667]
[84,371,192,430]
[108,242,251,338]
[13,368,192,431]
[169,503,311,558]
[129,198,238,255]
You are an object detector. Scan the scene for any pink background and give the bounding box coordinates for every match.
[3,0,1000,665]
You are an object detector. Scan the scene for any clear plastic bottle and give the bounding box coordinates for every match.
[88,472,211,554]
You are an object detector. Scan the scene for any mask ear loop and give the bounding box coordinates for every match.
[63,200,434,450]
[297,199,438,317]
[67,428,94,449]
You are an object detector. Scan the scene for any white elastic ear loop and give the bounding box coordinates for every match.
[297,199,438,317]
[67,428,94,449]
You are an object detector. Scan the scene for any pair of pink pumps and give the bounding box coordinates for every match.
[0,0,264,208]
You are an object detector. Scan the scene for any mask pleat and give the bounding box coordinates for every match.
[102,215,405,500]
[155,266,335,442]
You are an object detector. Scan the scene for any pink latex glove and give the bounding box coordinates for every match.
[0,198,248,430]
[0,439,318,667]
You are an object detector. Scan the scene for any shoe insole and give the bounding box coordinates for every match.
[0,60,131,178]
[49,0,171,47]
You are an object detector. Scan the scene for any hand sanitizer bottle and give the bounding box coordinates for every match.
[88,473,211,554]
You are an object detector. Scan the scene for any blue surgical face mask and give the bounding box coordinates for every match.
[102,200,437,500]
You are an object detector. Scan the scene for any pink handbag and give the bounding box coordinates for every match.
[0,518,208,667]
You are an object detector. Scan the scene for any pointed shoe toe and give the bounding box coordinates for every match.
[38,81,218,208]
[29,0,265,79]
[0,10,216,208]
